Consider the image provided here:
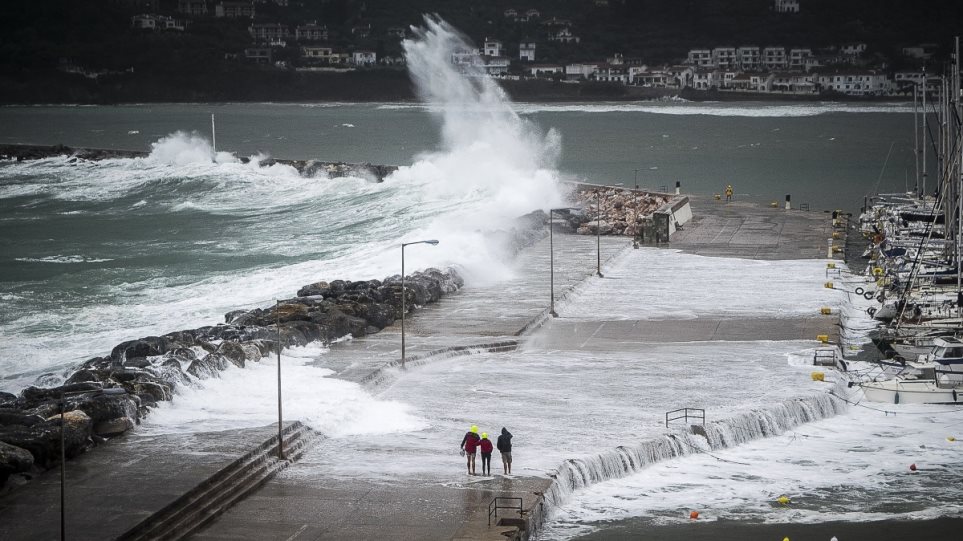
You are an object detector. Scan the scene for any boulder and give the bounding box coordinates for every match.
[75,392,137,426]
[93,416,135,438]
[275,302,310,323]
[15,382,103,410]
[215,341,247,368]
[0,391,17,407]
[0,440,34,484]
[0,411,46,427]
[110,336,170,363]
[297,281,330,297]
[64,369,103,385]
[187,355,223,379]
[0,411,91,468]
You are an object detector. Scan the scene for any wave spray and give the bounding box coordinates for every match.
[391,15,566,282]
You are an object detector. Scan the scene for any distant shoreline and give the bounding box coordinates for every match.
[0,69,910,106]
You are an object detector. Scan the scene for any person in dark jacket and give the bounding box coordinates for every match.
[496,427,513,475]
[460,425,480,475]
[479,432,494,476]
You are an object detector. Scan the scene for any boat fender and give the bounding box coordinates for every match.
[864,291,875,300]
[855,287,865,295]
[954,389,958,402]
[867,307,877,316]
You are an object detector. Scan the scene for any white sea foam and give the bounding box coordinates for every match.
[148,131,225,165]
[145,344,428,437]
[14,255,114,264]
[390,16,565,282]
[377,101,913,117]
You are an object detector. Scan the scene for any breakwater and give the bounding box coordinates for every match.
[0,267,462,488]
[0,144,399,181]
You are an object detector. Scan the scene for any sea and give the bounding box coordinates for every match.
[2,17,959,539]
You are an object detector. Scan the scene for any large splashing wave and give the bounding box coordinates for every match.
[390,16,565,278]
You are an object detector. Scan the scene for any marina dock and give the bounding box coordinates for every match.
[0,195,841,541]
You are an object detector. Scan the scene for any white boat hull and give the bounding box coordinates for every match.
[860,379,963,404]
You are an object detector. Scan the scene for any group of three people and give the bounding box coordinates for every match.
[459,425,512,476]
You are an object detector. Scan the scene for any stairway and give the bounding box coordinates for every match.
[117,421,319,541]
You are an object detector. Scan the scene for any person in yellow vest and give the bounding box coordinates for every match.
[725,184,733,202]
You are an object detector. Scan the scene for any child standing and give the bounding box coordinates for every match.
[479,432,494,476]
[460,425,480,475]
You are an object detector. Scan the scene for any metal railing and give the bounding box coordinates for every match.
[488,496,523,527]
[665,407,705,428]
[813,348,838,366]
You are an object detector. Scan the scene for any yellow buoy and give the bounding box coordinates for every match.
[777,496,791,506]
[811,371,825,382]
[824,282,834,289]
[816,335,829,343]
[820,307,832,315]
[826,263,836,269]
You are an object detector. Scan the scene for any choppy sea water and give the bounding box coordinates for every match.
[1,18,958,537]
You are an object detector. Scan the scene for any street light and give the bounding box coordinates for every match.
[595,183,623,278]
[549,208,577,317]
[401,239,440,368]
[60,387,127,541]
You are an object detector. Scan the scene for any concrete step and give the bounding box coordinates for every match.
[117,421,319,541]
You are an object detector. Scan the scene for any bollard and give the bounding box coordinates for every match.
[675,180,681,195]
[816,334,829,343]
[785,194,791,210]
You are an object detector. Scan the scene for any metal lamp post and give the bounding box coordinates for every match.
[401,239,440,368]
[595,183,623,278]
[60,387,127,541]
[549,208,577,317]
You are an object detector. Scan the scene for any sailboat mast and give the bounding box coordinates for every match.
[923,68,928,198]
[914,84,920,194]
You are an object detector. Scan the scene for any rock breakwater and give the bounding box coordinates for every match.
[0,144,399,181]
[0,267,462,489]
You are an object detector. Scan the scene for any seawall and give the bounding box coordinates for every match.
[0,143,399,181]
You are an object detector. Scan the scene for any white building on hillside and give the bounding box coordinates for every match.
[737,46,761,71]
[763,47,787,70]
[817,70,892,95]
[789,48,812,70]
[774,0,800,13]
[566,62,600,80]
[484,38,503,58]
[713,47,737,69]
[519,40,536,61]
[687,49,713,67]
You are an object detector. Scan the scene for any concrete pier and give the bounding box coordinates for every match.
[0,194,840,540]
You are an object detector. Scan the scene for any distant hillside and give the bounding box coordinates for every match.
[1,0,961,104]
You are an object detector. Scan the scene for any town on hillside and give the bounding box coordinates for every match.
[4,0,961,101]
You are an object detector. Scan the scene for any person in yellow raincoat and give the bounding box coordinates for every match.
[725,184,733,202]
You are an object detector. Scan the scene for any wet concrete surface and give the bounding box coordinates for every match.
[0,195,843,540]
[0,424,291,541]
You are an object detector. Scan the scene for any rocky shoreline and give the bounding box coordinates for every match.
[0,144,399,182]
[0,150,680,490]
[0,267,462,490]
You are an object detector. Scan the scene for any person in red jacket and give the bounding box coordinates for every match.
[479,432,494,476]
[460,425,480,475]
